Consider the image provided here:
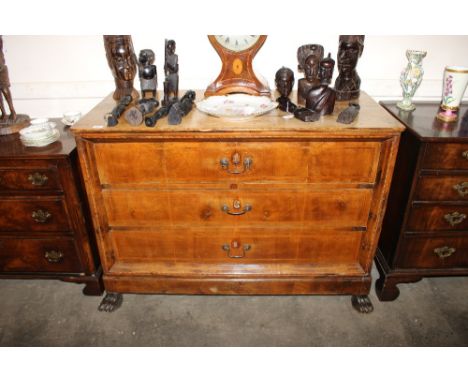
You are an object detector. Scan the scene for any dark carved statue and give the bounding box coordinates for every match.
[124,98,159,126]
[145,99,177,127]
[163,39,179,106]
[168,90,196,125]
[305,53,336,116]
[337,103,361,124]
[103,35,139,101]
[335,35,365,101]
[0,36,16,122]
[297,44,324,105]
[138,49,158,99]
[106,95,132,127]
[275,67,297,113]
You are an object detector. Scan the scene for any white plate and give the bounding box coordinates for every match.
[21,129,60,147]
[20,122,57,139]
[196,94,278,120]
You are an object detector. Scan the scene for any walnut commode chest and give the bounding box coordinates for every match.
[72,91,404,312]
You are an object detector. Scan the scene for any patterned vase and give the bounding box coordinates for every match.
[437,66,468,122]
[397,50,427,111]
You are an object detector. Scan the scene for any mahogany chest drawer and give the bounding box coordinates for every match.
[0,167,61,192]
[109,228,363,267]
[0,198,71,232]
[398,235,468,269]
[414,175,468,201]
[93,141,381,185]
[103,188,373,228]
[406,204,468,232]
[0,237,84,273]
[421,143,468,170]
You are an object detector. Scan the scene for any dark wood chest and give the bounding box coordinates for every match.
[377,102,468,300]
[0,122,103,295]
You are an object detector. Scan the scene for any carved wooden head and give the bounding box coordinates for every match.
[275,67,295,97]
[337,35,365,75]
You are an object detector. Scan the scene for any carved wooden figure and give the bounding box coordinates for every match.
[0,36,16,122]
[337,103,361,124]
[297,44,324,105]
[145,99,177,127]
[105,95,132,127]
[163,39,179,106]
[275,67,297,113]
[125,98,159,126]
[306,53,336,116]
[335,35,365,101]
[138,49,158,99]
[168,90,196,125]
[103,35,139,101]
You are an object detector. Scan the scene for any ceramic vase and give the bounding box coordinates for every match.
[397,50,427,111]
[437,66,468,122]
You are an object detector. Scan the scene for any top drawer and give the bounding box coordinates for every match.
[422,143,468,171]
[0,168,61,193]
[94,141,381,186]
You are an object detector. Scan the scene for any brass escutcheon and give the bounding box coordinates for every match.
[32,209,52,223]
[433,246,456,259]
[444,211,467,227]
[453,182,468,197]
[28,172,48,186]
[44,250,64,263]
[220,152,253,175]
[462,150,468,160]
[222,240,251,259]
[221,200,252,216]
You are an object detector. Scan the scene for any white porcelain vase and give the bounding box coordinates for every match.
[437,66,468,122]
[397,50,427,111]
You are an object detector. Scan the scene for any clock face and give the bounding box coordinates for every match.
[214,35,261,52]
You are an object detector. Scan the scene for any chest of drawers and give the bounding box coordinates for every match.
[73,91,403,312]
[376,102,468,301]
[0,123,103,295]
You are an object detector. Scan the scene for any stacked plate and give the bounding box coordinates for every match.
[19,121,60,147]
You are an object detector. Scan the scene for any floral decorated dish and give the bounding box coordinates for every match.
[196,94,278,120]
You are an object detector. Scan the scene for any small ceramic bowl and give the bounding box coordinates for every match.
[63,111,82,125]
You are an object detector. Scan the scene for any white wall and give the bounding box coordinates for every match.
[2,35,468,118]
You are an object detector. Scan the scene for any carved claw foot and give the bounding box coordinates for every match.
[98,292,123,313]
[351,295,374,314]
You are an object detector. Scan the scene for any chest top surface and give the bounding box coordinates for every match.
[0,120,76,158]
[72,91,404,138]
[381,102,468,141]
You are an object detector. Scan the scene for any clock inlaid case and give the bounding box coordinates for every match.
[205,35,270,97]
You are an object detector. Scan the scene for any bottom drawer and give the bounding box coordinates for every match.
[110,228,363,267]
[399,236,468,269]
[0,237,84,273]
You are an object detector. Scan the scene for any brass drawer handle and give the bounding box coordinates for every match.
[453,182,468,197]
[444,211,467,226]
[221,200,252,216]
[44,250,64,263]
[220,152,253,175]
[462,150,468,160]
[433,246,456,259]
[28,172,48,186]
[222,240,251,259]
[32,209,52,223]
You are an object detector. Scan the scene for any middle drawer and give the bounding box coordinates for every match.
[0,197,71,232]
[103,188,373,228]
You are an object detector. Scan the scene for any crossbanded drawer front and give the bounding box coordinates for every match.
[422,143,468,170]
[103,188,373,228]
[406,204,468,232]
[0,168,61,192]
[0,237,83,273]
[109,228,363,265]
[415,175,468,201]
[0,198,71,232]
[94,141,381,185]
[399,236,468,269]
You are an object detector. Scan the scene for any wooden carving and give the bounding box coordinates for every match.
[305,53,336,116]
[138,49,158,100]
[103,35,139,101]
[335,35,365,101]
[163,39,179,106]
[205,35,270,97]
[275,67,297,113]
[297,44,324,105]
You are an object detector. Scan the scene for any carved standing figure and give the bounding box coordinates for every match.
[103,35,139,101]
[0,36,16,121]
[297,44,324,105]
[138,49,158,99]
[275,67,297,113]
[334,35,365,101]
[305,53,336,116]
[163,39,179,106]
